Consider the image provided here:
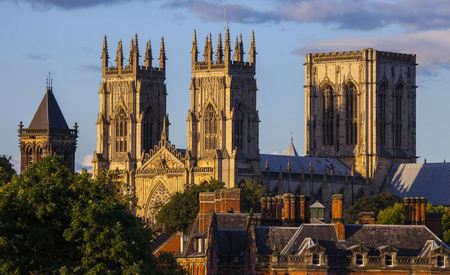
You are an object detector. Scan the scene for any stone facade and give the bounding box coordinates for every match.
[19,82,78,172]
[93,30,260,223]
[186,29,260,187]
[304,49,417,185]
[92,35,167,185]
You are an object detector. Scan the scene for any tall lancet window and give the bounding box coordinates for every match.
[322,85,335,146]
[378,83,387,146]
[345,83,358,145]
[234,105,244,149]
[394,84,403,147]
[115,110,128,153]
[204,105,217,151]
[142,107,153,151]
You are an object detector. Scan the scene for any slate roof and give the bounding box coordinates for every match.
[278,224,447,257]
[260,154,352,176]
[172,212,448,260]
[28,88,69,130]
[388,163,450,205]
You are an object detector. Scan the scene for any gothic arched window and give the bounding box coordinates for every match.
[234,105,244,149]
[115,110,128,153]
[345,83,358,145]
[394,84,403,147]
[204,105,217,151]
[142,107,153,151]
[322,85,335,146]
[35,145,43,163]
[378,83,387,146]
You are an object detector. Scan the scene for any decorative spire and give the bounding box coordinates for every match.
[128,37,134,65]
[46,71,52,92]
[159,37,166,71]
[116,40,123,70]
[133,33,139,68]
[208,33,213,64]
[224,26,231,65]
[233,35,240,61]
[203,35,209,62]
[192,29,198,64]
[239,33,244,62]
[250,30,256,65]
[216,32,223,63]
[144,40,152,68]
[102,35,109,73]
[161,114,169,142]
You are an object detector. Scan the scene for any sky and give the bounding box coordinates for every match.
[1,0,450,171]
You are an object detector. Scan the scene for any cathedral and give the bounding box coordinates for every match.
[89,30,418,223]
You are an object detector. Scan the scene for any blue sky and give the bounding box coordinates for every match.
[1,0,450,170]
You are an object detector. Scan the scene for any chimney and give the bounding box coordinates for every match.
[332,194,345,241]
[198,192,215,232]
[289,193,296,222]
[282,194,290,222]
[419,197,427,225]
[218,188,241,213]
[260,197,267,220]
[404,197,427,225]
[298,195,310,223]
[357,212,376,224]
[275,196,283,221]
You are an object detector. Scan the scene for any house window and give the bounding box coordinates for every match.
[356,254,364,266]
[437,255,445,268]
[384,254,393,266]
[312,253,320,266]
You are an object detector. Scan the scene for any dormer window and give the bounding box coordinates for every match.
[312,253,321,266]
[437,255,445,268]
[384,254,393,267]
[356,253,364,266]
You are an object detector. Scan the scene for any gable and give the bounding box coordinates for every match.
[138,146,186,174]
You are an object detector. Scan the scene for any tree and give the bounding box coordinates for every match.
[156,179,224,233]
[239,179,265,213]
[0,157,185,274]
[427,204,450,244]
[0,155,16,186]
[345,193,401,223]
[377,202,405,224]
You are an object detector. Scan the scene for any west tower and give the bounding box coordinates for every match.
[19,80,78,172]
[186,29,260,187]
[304,49,416,186]
[92,35,167,183]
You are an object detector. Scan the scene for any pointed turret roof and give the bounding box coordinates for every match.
[29,86,69,130]
[286,136,299,157]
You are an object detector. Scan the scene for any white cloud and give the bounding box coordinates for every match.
[79,154,93,172]
[294,28,450,75]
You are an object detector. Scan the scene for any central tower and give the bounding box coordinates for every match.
[187,28,260,187]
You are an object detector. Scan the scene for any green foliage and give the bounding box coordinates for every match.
[156,179,224,233]
[0,155,16,186]
[0,157,185,274]
[345,193,401,223]
[377,202,405,224]
[427,204,450,244]
[239,179,265,213]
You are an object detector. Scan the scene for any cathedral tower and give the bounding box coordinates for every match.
[187,28,260,187]
[19,79,78,172]
[304,49,416,186]
[92,35,167,183]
